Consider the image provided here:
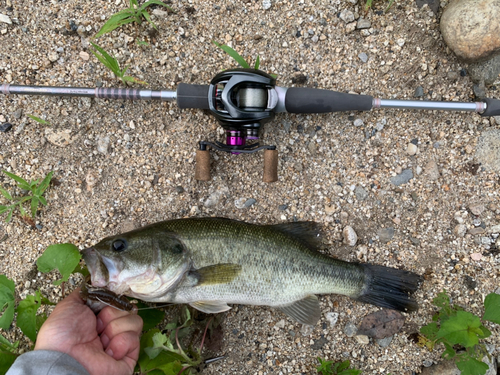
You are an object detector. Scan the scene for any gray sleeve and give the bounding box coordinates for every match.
[6,350,90,375]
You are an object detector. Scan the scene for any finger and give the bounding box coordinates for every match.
[101,314,143,345]
[97,306,134,333]
[105,331,141,362]
[57,288,85,308]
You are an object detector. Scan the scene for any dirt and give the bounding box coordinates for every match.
[0,0,499,374]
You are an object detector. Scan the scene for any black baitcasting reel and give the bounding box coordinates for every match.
[2,68,500,182]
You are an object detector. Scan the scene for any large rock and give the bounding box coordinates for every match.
[440,0,500,62]
[475,129,500,174]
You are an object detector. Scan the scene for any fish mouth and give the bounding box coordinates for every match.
[81,247,110,288]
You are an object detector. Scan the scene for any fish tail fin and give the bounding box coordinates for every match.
[355,264,422,312]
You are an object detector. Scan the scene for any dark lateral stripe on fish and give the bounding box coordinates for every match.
[356,264,422,312]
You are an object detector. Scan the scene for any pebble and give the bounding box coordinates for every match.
[469,204,485,216]
[262,0,272,10]
[48,52,58,62]
[13,109,22,119]
[339,9,355,23]
[80,51,90,61]
[96,136,110,154]
[235,198,247,209]
[354,185,368,201]
[378,227,395,243]
[390,169,413,186]
[355,335,369,344]
[204,188,228,208]
[325,312,339,327]
[468,54,500,85]
[278,204,288,211]
[0,14,12,24]
[406,143,418,156]
[244,198,256,207]
[475,129,500,174]
[274,319,285,329]
[343,226,358,246]
[469,227,485,235]
[414,86,424,97]
[440,0,500,61]
[353,118,364,127]
[487,224,500,234]
[470,253,483,261]
[300,324,313,336]
[356,18,371,29]
[423,160,440,180]
[0,123,13,132]
[453,224,467,237]
[358,52,368,63]
[376,336,393,347]
[344,322,357,337]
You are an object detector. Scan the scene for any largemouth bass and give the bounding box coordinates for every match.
[81,217,421,325]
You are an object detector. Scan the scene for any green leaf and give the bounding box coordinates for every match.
[0,187,12,201]
[152,332,168,348]
[30,197,39,218]
[0,335,17,352]
[36,313,48,332]
[136,303,166,331]
[138,329,185,374]
[0,350,18,374]
[34,171,53,196]
[0,205,10,215]
[5,209,13,223]
[141,0,173,11]
[18,203,26,218]
[254,55,260,70]
[483,293,500,324]
[0,275,16,330]
[90,42,120,73]
[456,356,489,375]
[432,291,451,309]
[420,322,439,341]
[26,115,49,125]
[95,12,135,38]
[17,292,42,342]
[39,196,47,206]
[2,171,30,190]
[36,243,81,285]
[442,341,456,360]
[436,311,482,348]
[141,10,155,29]
[212,41,251,69]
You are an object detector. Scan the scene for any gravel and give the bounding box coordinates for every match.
[1,0,499,374]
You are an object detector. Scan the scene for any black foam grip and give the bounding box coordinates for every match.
[481,98,500,117]
[285,87,373,113]
[176,83,210,109]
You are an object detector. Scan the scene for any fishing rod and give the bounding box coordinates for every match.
[2,68,499,182]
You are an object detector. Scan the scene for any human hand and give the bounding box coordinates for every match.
[35,288,143,375]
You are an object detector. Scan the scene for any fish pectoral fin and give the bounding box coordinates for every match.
[189,301,232,314]
[277,295,321,326]
[194,263,242,286]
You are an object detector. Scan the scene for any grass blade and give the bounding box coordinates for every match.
[142,10,156,29]
[95,12,134,38]
[26,115,49,125]
[35,171,53,196]
[30,197,39,218]
[254,55,260,70]
[213,41,250,69]
[90,42,121,73]
[0,187,12,201]
[2,171,30,190]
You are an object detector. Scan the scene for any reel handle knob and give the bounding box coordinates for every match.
[195,149,211,181]
[263,149,278,183]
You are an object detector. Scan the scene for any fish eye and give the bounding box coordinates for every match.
[112,239,128,252]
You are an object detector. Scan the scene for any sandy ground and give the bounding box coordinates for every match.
[0,0,499,374]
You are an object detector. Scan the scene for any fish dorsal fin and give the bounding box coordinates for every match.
[278,295,321,326]
[194,263,242,286]
[189,301,232,314]
[269,222,322,249]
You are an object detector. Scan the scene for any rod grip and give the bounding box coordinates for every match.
[195,150,211,181]
[481,98,500,117]
[285,87,373,113]
[263,149,278,183]
[177,83,210,109]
